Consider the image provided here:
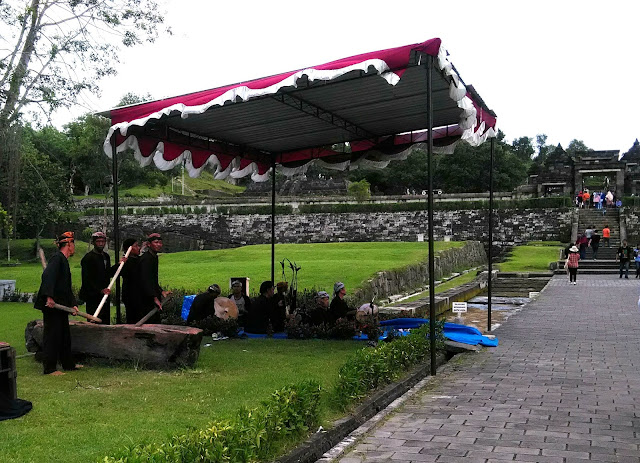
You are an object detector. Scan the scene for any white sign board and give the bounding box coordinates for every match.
[529,291,540,298]
[452,302,468,313]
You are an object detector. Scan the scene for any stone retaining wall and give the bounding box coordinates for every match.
[353,241,487,303]
[78,208,572,253]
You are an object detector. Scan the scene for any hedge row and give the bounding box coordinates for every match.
[82,205,293,216]
[102,380,322,463]
[333,323,443,409]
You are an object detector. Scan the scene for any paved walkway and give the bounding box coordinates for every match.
[334,275,640,463]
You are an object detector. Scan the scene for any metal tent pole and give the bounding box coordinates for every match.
[426,55,436,376]
[488,137,495,332]
[111,134,121,324]
[271,160,276,283]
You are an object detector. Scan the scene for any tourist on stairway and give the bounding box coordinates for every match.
[565,245,580,285]
[616,240,633,279]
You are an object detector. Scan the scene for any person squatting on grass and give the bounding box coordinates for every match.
[187,284,221,324]
[565,245,580,285]
[228,279,251,327]
[329,282,356,323]
[138,233,171,323]
[79,231,112,325]
[34,232,83,375]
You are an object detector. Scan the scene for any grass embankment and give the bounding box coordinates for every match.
[496,241,563,273]
[73,171,245,200]
[0,304,360,463]
[0,241,463,294]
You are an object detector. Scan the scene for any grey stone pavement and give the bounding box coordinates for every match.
[334,275,640,463]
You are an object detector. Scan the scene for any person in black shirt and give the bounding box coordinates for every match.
[246,281,274,334]
[270,281,288,332]
[118,238,142,324]
[617,239,634,279]
[307,291,331,326]
[79,231,112,324]
[34,232,81,375]
[187,284,221,324]
[329,281,353,323]
[589,230,601,260]
[138,233,171,324]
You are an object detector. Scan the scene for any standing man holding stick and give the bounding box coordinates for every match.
[119,238,142,324]
[34,232,82,376]
[80,232,112,324]
[138,233,171,324]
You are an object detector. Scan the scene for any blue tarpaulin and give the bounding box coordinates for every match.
[181,295,196,321]
[379,318,498,347]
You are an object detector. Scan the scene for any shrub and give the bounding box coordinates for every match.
[101,380,322,463]
[333,322,444,409]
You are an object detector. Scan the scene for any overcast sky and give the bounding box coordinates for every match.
[57,0,640,153]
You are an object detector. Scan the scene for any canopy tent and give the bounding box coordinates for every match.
[98,38,498,374]
[99,38,496,179]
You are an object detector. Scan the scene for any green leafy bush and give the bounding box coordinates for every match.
[333,323,443,409]
[101,380,322,463]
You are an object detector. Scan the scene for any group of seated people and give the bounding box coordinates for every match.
[186,280,357,334]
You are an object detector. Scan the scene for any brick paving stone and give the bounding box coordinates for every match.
[330,276,640,463]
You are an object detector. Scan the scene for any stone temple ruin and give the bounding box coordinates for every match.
[527,140,640,197]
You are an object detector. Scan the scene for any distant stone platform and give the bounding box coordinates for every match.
[25,320,203,369]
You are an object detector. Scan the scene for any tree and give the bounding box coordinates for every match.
[65,114,111,195]
[348,179,371,202]
[0,0,169,129]
[16,133,71,237]
[512,136,535,161]
[565,139,592,156]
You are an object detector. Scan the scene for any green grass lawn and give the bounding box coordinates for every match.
[73,172,245,200]
[0,241,463,295]
[497,242,563,272]
[0,304,361,463]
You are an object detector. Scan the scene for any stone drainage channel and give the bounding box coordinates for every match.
[379,272,553,334]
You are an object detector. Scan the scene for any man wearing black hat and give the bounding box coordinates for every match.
[245,281,273,334]
[34,232,81,375]
[138,233,170,324]
[187,284,221,324]
[79,231,112,325]
[119,238,142,323]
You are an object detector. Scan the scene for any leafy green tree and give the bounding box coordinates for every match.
[65,114,111,195]
[0,0,169,129]
[565,139,592,156]
[512,136,535,161]
[348,179,371,202]
[16,134,71,237]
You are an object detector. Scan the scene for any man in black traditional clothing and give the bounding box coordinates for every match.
[79,231,112,324]
[187,284,221,324]
[119,238,142,324]
[138,233,170,324]
[34,232,82,376]
[245,281,274,334]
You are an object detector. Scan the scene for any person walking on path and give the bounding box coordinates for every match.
[576,233,588,260]
[616,239,634,279]
[602,224,611,247]
[634,244,640,278]
[565,245,580,285]
[34,232,82,376]
[589,229,601,260]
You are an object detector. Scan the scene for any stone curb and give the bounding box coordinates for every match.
[276,352,448,463]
